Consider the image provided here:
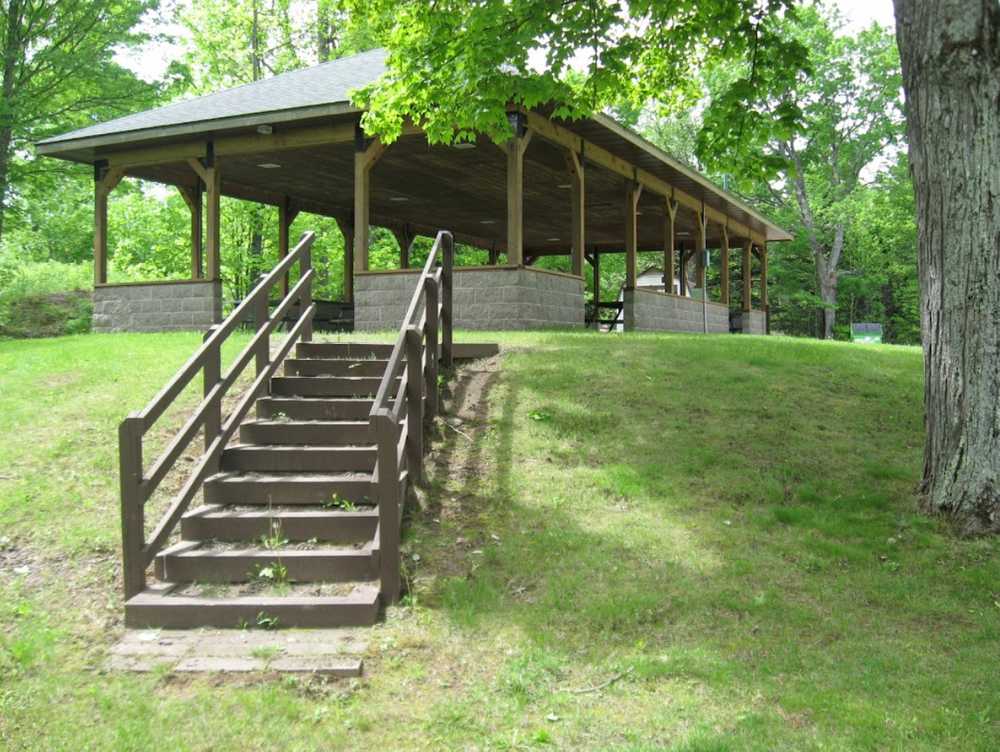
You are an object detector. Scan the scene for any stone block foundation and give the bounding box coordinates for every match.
[623,287,731,333]
[738,309,767,335]
[92,280,222,333]
[354,266,584,331]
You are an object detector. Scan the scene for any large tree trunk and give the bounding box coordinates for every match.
[893,0,1000,534]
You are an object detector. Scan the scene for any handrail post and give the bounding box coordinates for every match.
[441,231,454,369]
[203,325,222,470]
[301,239,313,342]
[373,409,401,603]
[119,414,145,599]
[252,283,270,379]
[404,326,424,484]
[424,276,440,422]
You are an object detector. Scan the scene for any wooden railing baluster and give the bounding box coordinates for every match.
[116,232,317,601]
[367,230,453,604]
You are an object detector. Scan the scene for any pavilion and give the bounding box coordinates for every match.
[36,48,790,334]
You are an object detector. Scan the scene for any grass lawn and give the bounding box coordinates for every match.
[0,330,997,750]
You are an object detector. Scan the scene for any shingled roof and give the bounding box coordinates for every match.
[38,48,387,147]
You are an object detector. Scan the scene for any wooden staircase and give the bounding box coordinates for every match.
[119,231,455,630]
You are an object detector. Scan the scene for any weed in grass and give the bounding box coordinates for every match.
[250,645,284,662]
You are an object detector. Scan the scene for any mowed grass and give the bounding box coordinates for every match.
[1,330,998,750]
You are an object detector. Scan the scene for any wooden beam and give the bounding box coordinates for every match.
[93,164,124,285]
[524,111,768,247]
[664,198,678,295]
[565,150,585,277]
[353,134,386,272]
[505,121,532,266]
[593,250,601,315]
[177,184,203,280]
[742,240,753,313]
[336,216,354,303]
[720,225,730,306]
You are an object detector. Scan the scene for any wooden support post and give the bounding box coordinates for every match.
[742,240,753,313]
[392,225,414,269]
[177,184,203,280]
[506,113,532,266]
[440,231,454,369]
[353,128,386,273]
[720,225,730,306]
[593,251,601,328]
[404,327,424,484]
[488,245,499,265]
[566,150,585,277]
[625,182,643,288]
[373,410,401,603]
[93,163,124,285]
[761,242,769,333]
[278,197,299,296]
[188,154,221,280]
[118,414,145,599]
[335,217,354,303]
[203,325,222,461]
[664,199,678,294]
[694,209,707,293]
[424,276,440,421]
[679,242,688,296]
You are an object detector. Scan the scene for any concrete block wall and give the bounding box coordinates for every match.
[92,281,222,333]
[354,267,584,331]
[740,310,767,335]
[624,287,730,333]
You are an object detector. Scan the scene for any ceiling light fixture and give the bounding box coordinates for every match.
[256,125,274,135]
[452,142,476,150]
[389,196,409,202]
[547,237,561,242]
[257,163,281,169]
[557,183,571,189]
[480,219,497,225]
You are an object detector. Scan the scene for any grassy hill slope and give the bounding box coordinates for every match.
[0,331,997,750]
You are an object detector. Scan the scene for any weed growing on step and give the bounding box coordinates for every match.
[250,645,284,662]
[255,612,279,630]
[251,562,288,586]
[322,493,357,512]
[258,519,288,550]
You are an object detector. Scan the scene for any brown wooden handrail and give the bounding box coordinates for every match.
[369,230,454,602]
[117,231,316,599]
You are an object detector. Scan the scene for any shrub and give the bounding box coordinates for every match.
[0,260,93,338]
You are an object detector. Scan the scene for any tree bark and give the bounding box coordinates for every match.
[894,0,1000,534]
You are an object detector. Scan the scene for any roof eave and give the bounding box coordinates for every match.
[35,101,363,159]
[590,113,792,243]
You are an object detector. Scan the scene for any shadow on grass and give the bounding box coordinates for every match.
[412,332,999,748]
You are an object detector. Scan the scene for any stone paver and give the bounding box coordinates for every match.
[106,628,367,676]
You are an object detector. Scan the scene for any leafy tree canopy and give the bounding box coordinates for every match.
[346,0,810,146]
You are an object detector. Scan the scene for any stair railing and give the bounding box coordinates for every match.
[369,230,454,602]
[117,232,317,599]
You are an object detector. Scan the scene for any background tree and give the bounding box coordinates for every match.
[699,6,904,339]
[0,0,161,245]
[892,0,1000,533]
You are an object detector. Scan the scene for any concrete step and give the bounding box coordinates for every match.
[270,376,397,398]
[256,397,374,420]
[296,342,396,360]
[181,505,378,543]
[125,585,380,629]
[221,445,376,473]
[240,419,371,446]
[284,358,390,377]
[156,541,378,583]
[204,472,374,505]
